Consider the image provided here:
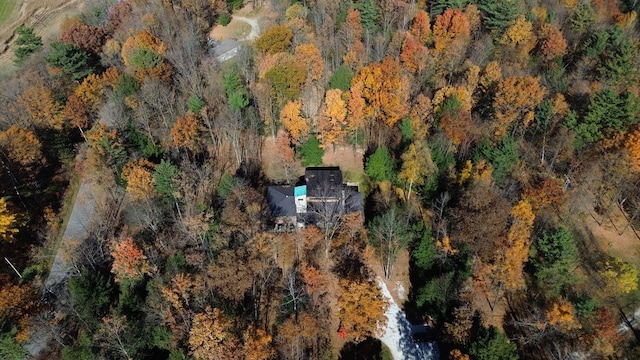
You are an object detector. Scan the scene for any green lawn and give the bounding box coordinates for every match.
[0,0,17,26]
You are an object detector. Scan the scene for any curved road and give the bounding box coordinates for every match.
[233,15,260,41]
[377,279,439,360]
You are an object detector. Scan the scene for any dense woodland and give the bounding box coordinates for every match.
[2,0,640,358]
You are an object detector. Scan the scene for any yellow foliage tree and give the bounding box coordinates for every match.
[337,278,388,342]
[0,198,19,242]
[74,73,105,112]
[318,89,348,148]
[491,200,535,293]
[600,257,639,295]
[546,298,581,331]
[398,141,435,200]
[351,56,409,128]
[280,100,309,145]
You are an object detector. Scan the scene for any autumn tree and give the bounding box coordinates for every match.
[294,43,324,84]
[243,326,275,360]
[337,278,387,342]
[599,257,638,296]
[18,84,65,129]
[255,25,293,54]
[0,125,43,167]
[121,158,156,200]
[280,100,309,145]
[432,8,471,76]
[318,89,347,148]
[625,127,640,171]
[0,198,19,242]
[61,19,109,54]
[171,114,201,152]
[545,298,581,332]
[538,23,567,62]
[351,56,409,130]
[491,76,546,139]
[500,15,536,66]
[410,10,431,44]
[110,237,151,283]
[121,29,172,82]
[74,73,106,112]
[490,200,535,294]
[64,94,90,134]
[400,32,429,74]
[398,141,435,200]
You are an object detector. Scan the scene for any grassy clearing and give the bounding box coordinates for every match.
[0,0,17,26]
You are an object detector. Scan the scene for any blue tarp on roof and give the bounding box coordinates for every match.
[294,185,306,197]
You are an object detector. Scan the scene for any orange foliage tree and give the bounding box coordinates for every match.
[110,236,151,283]
[121,158,156,200]
[18,84,65,129]
[492,76,546,139]
[490,200,535,293]
[189,306,240,360]
[171,114,201,152]
[351,56,409,128]
[400,32,429,74]
[74,73,106,112]
[0,125,43,167]
[500,15,536,66]
[410,10,431,44]
[337,278,388,342]
[294,43,324,84]
[538,23,567,62]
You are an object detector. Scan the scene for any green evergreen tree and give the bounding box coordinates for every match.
[353,0,380,32]
[45,42,96,80]
[532,228,579,296]
[477,0,519,37]
[429,0,472,16]
[474,136,519,183]
[223,70,250,112]
[329,65,353,91]
[470,326,518,360]
[297,137,324,167]
[567,88,639,147]
[13,26,42,65]
[0,329,28,360]
[154,160,179,200]
[365,146,395,182]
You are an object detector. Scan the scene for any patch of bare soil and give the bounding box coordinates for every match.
[0,0,85,76]
[322,145,364,182]
[366,248,412,305]
[209,20,251,41]
[582,206,640,266]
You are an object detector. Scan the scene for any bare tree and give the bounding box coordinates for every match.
[369,206,412,279]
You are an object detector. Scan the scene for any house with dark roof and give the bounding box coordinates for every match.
[266,167,362,231]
